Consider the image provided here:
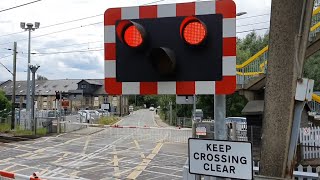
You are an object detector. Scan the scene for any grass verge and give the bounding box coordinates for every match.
[98,116,120,125]
[0,123,47,136]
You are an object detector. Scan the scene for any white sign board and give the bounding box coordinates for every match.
[101,103,110,110]
[196,127,207,136]
[189,139,252,179]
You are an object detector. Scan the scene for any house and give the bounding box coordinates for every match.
[0,79,129,115]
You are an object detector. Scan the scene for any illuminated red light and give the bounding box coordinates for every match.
[180,17,207,45]
[124,25,143,48]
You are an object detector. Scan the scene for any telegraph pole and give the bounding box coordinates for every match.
[29,64,40,134]
[11,42,17,130]
[260,0,314,177]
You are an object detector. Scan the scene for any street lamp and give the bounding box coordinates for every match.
[20,22,40,129]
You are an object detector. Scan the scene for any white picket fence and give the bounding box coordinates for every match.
[300,127,320,159]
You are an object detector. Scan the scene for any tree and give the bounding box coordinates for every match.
[237,32,269,64]
[304,51,320,91]
[0,90,11,118]
[37,74,48,80]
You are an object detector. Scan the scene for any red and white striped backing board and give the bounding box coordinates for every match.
[104,0,236,95]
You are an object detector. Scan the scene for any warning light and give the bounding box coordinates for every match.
[180,17,207,45]
[116,21,146,48]
[124,25,143,48]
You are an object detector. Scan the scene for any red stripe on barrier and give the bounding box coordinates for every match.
[0,171,15,179]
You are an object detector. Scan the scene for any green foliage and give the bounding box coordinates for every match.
[237,32,269,64]
[37,74,48,80]
[0,123,47,136]
[304,51,320,91]
[98,116,120,125]
[0,90,11,118]
[197,95,214,119]
[226,93,248,117]
[0,123,10,133]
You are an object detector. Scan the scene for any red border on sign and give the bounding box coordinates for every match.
[105,78,122,94]
[140,5,158,18]
[215,76,236,94]
[140,82,158,94]
[104,8,121,26]
[176,2,195,16]
[177,82,196,94]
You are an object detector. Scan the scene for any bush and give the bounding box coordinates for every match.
[0,123,10,133]
[98,116,120,125]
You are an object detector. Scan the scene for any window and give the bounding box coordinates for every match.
[81,84,87,89]
[94,97,99,101]
[43,96,48,101]
[85,97,90,105]
[104,96,108,103]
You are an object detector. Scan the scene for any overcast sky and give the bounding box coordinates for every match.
[0,0,271,81]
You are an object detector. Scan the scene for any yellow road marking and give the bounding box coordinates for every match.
[134,140,140,149]
[134,139,146,159]
[3,164,16,171]
[12,167,30,173]
[70,170,80,177]
[40,167,49,175]
[16,152,33,158]
[113,146,120,178]
[0,157,15,162]
[53,152,69,163]
[126,143,163,180]
[82,136,91,154]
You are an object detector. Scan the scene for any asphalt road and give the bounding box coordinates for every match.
[118,109,157,127]
[0,110,191,180]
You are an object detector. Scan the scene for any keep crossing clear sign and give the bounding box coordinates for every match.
[188,138,253,179]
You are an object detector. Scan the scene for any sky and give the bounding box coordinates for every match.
[0,0,271,81]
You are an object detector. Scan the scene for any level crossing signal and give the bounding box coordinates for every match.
[104,0,236,95]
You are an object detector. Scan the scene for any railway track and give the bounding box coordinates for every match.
[0,135,35,143]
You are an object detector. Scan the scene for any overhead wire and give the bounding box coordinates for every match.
[0,0,42,13]
[0,55,13,75]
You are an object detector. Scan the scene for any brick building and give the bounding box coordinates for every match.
[0,79,129,115]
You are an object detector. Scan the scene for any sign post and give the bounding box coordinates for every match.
[189,139,253,179]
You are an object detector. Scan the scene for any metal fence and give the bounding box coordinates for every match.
[177,117,192,128]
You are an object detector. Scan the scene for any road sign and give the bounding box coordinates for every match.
[104,0,236,95]
[196,127,207,136]
[188,138,252,179]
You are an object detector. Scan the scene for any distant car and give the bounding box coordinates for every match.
[225,117,247,123]
[149,107,155,111]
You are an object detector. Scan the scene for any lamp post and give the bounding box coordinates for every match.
[20,22,40,130]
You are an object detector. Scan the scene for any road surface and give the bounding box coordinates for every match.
[0,110,191,179]
[119,109,157,127]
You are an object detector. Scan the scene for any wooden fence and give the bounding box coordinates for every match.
[300,127,320,159]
